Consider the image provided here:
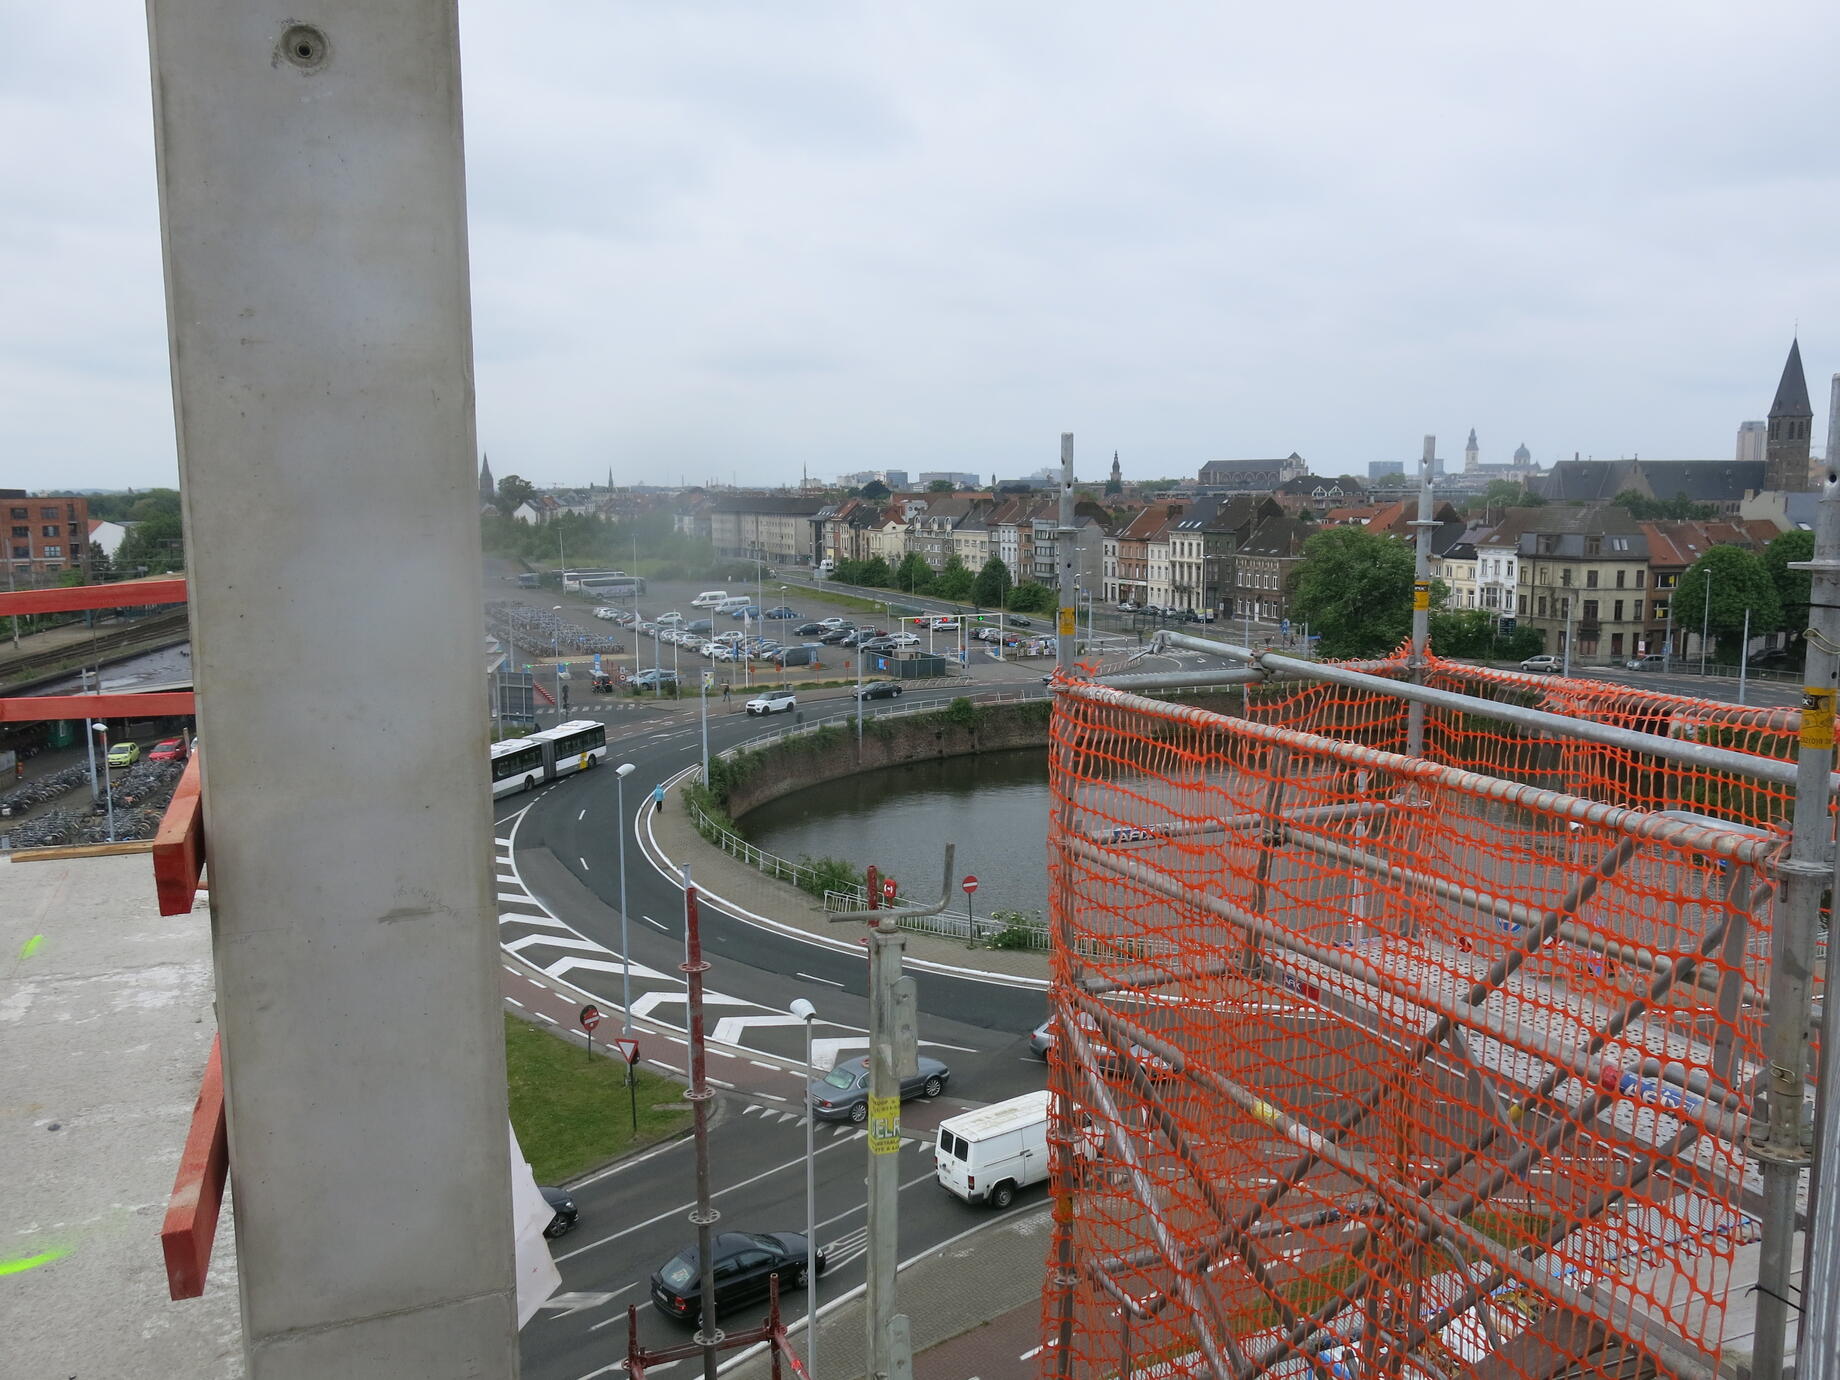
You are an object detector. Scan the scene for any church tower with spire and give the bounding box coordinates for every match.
[1107,450,1123,494]
[478,452,495,505]
[1766,338,1814,492]
[1464,429,1479,473]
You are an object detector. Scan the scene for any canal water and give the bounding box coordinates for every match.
[738,748,1051,917]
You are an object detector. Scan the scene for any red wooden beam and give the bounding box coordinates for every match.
[153,752,205,916]
[161,1033,228,1300]
[0,691,195,723]
[0,577,187,617]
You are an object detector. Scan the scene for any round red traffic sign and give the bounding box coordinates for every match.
[882,877,898,901]
[962,875,978,894]
[579,1004,603,1033]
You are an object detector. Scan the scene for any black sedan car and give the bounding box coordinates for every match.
[795,621,828,636]
[540,1185,579,1238]
[651,1231,823,1325]
[806,1053,949,1122]
[854,680,903,700]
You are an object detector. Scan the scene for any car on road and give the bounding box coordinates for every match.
[746,690,797,715]
[1748,647,1798,670]
[655,612,686,627]
[854,680,903,700]
[818,627,856,644]
[1117,600,1137,612]
[886,632,921,648]
[858,637,900,654]
[795,621,827,636]
[763,605,800,620]
[540,1186,578,1238]
[106,741,140,768]
[806,1053,950,1122]
[818,617,850,630]
[729,605,762,620]
[840,628,884,646]
[650,1230,823,1325]
[1520,654,1561,674]
[1029,1012,1173,1079]
[148,737,189,762]
[632,669,680,689]
[930,617,960,631]
[1624,654,1666,671]
[1008,614,1033,627]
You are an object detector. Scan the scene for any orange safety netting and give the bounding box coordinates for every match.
[1039,668,1783,1380]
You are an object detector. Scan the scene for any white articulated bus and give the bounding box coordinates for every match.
[489,720,609,798]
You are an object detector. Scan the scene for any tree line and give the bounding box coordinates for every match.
[827,553,1058,613]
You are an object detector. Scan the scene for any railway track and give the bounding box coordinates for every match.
[0,608,192,688]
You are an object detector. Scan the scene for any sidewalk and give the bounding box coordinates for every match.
[649,781,1050,986]
[720,1207,1053,1380]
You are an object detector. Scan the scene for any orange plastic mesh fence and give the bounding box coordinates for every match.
[1039,677,1780,1380]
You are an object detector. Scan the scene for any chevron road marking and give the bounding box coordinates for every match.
[711,1013,822,1045]
[544,955,680,985]
[627,989,753,1020]
[499,910,577,930]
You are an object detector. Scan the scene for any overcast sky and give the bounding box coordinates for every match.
[6,2,1840,493]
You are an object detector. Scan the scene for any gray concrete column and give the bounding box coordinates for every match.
[146,6,517,1376]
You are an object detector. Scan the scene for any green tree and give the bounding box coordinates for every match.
[116,506,187,573]
[1104,475,1123,496]
[972,556,1011,609]
[1285,527,1417,658]
[927,479,954,493]
[1764,529,1814,625]
[1671,545,1780,662]
[1609,488,1716,521]
[495,474,536,514]
[859,555,893,586]
[1006,581,1055,613]
[858,480,891,501]
[932,554,974,601]
[1476,479,1546,510]
[893,552,934,595]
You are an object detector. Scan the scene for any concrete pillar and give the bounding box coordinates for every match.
[146,6,517,1376]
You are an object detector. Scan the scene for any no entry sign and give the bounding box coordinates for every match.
[882,877,898,901]
[962,875,978,895]
[578,1004,603,1033]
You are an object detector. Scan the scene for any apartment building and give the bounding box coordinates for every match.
[4,491,90,578]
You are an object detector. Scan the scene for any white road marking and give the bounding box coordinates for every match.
[709,1077,735,1088]
[795,971,845,988]
[578,809,587,821]
[501,911,574,930]
[1020,1345,1044,1361]
[534,1011,557,1025]
[644,916,669,931]
[578,856,590,871]
[505,998,525,1009]
[545,955,675,984]
[750,1060,779,1070]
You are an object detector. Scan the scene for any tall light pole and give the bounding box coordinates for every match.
[1561,595,1574,679]
[1699,566,1714,676]
[81,668,101,807]
[614,763,636,1039]
[790,997,820,1380]
[90,721,115,843]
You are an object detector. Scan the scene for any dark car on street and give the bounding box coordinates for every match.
[540,1185,578,1238]
[805,1053,949,1123]
[764,605,800,619]
[818,626,857,645]
[651,1231,823,1325]
[854,680,903,700]
[795,622,827,636]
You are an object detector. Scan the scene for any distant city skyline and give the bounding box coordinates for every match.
[6,4,1839,493]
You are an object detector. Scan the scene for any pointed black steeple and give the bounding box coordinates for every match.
[1771,338,1812,419]
[1766,337,1813,492]
[479,451,495,504]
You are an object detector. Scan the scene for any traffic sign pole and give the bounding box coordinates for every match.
[962,874,979,941]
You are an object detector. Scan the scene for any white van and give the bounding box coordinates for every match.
[714,596,752,613]
[934,1089,1051,1208]
[691,590,729,608]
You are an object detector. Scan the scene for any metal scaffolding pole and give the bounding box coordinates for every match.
[1057,432,1076,675]
[682,869,723,1380]
[1407,434,1435,759]
[1787,476,1840,1377]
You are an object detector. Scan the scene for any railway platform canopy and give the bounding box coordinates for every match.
[1036,635,1829,1380]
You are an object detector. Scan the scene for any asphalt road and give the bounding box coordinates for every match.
[495,680,1056,1380]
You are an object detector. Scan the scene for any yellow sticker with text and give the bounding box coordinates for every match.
[1058,607,1076,636]
[1802,687,1835,750]
[1413,580,1431,611]
[867,1095,901,1155]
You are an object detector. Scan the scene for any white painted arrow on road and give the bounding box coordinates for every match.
[627,989,754,1020]
[543,955,677,985]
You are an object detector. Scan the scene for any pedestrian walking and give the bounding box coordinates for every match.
[653,783,665,815]
[722,683,732,704]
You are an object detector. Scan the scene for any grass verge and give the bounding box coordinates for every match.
[504,1013,693,1183]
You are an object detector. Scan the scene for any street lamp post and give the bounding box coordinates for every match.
[1699,567,1714,676]
[91,721,115,843]
[790,997,820,1379]
[614,763,637,1042]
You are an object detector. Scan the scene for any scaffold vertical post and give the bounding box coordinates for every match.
[682,869,723,1380]
[1791,474,1840,1378]
[1407,433,1435,760]
[1058,432,1076,676]
[1755,475,1840,1378]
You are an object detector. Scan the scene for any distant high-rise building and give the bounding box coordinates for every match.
[1766,337,1813,492]
[1464,429,1479,472]
[883,470,908,491]
[1368,459,1405,480]
[1736,420,1766,465]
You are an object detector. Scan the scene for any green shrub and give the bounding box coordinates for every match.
[983,908,1045,950]
[795,855,863,899]
[942,697,981,731]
